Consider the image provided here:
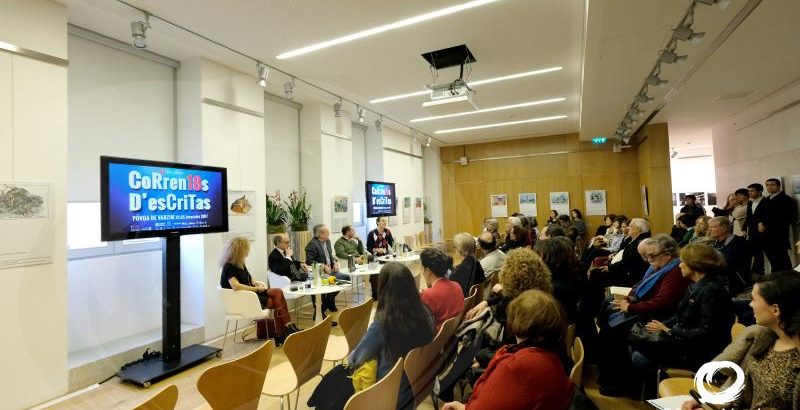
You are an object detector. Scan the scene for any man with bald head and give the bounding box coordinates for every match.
[268,233,308,281]
[478,230,506,279]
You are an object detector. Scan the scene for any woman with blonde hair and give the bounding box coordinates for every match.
[220,236,298,344]
[451,232,486,297]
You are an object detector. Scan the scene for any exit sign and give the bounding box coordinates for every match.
[592,137,607,144]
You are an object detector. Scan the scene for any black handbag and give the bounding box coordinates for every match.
[628,322,674,355]
[307,364,355,410]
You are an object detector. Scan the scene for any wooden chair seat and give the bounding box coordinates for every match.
[658,377,695,398]
[263,361,300,397]
[133,384,178,410]
[324,335,350,362]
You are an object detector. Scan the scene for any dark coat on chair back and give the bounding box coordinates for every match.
[607,232,651,287]
[451,255,486,297]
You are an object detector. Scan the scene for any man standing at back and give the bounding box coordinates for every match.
[761,178,797,272]
[679,195,706,227]
[419,248,464,331]
[745,183,767,275]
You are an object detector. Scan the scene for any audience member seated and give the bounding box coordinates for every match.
[571,208,588,255]
[527,216,540,244]
[681,271,800,410]
[268,233,308,282]
[629,243,734,373]
[442,290,574,410]
[366,216,394,300]
[451,233,486,297]
[557,214,578,244]
[477,231,506,279]
[596,235,691,396]
[419,248,464,331]
[534,237,582,324]
[499,222,527,253]
[676,214,695,246]
[220,236,299,344]
[585,218,651,318]
[688,215,714,246]
[545,225,566,239]
[596,214,616,237]
[679,194,707,227]
[581,215,627,272]
[347,263,436,410]
[305,224,351,319]
[516,213,535,248]
[547,209,559,226]
[670,213,689,243]
[708,216,749,295]
[482,218,500,243]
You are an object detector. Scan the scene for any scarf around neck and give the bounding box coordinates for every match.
[633,257,680,299]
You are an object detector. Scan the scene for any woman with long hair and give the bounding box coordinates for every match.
[442,290,574,410]
[348,262,436,409]
[683,271,800,410]
[219,237,298,344]
[534,237,582,323]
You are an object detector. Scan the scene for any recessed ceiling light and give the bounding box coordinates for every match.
[276,0,503,59]
[434,115,567,134]
[411,98,565,122]
[370,67,563,104]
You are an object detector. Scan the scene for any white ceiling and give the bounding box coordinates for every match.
[59,0,800,146]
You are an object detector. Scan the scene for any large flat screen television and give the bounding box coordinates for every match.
[101,156,228,241]
[365,181,396,217]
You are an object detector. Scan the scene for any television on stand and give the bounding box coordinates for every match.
[365,181,397,217]
[100,156,228,387]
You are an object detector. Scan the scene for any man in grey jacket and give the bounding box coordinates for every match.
[478,231,506,279]
[305,224,351,318]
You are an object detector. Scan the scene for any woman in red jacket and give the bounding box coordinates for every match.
[442,289,574,410]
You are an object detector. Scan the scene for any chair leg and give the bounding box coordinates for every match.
[279,395,284,410]
[234,319,240,343]
[221,320,230,352]
[294,388,299,410]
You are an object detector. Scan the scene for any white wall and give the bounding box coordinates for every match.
[178,58,267,341]
[351,124,368,239]
[264,96,300,197]
[381,127,425,243]
[712,79,800,263]
[0,0,69,407]
[424,144,444,243]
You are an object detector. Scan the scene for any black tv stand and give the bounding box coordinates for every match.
[117,233,220,387]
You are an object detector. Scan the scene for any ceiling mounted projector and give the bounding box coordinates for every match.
[421,44,478,112]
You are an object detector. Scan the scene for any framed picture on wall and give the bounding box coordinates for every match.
[641,186,649,216]
[518,193,537,216]
[490,194,508,218]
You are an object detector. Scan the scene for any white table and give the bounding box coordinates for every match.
[283,284,344,321]
[348,265,381,298]
[375,253,420,263]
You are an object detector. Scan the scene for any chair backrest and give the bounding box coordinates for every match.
[284,315,333,387]
[731,322,746,340]
[267,271,291,288]
[133,384,178,410]
[569,337,584,387]
[197,340,273,410]
[218,286,267,320]
[565,323,577,356]
[339,298,374,351]
[404,316,459,407]
[460,287,480,319]
[344,358,404,410]
[404,235,415,250]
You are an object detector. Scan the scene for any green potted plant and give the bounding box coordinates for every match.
[266,191,288,234]
[286,188,312,232]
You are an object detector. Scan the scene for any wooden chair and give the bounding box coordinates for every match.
[324,298,374,365]
[657,377,695,398]
[569,337,584,387]
[565,324,577,358]
[404,316,460,408]
[133,384,178,410]
[262,315,333,410]
[197,340,273,410]
[344,358,404,410]
[404,235,416,251]
[460,287,480,320]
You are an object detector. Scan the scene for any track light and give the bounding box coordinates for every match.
[673,26,705,44]
[375,115,383,132]
[622,136,632,145]
[333,99,343,118]
[425,136,432,147]
[636,92,654,104]
[695,0,731,10]
[659,50,688,64]
[646,73,668,87]
[130,14,151,49]
[671,148,679,158]
[628,106,643,117]
[256,63,269,88]
[357,106,365,123]
[283,78,295,100]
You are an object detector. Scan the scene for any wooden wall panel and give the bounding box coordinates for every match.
[438,125,673,239]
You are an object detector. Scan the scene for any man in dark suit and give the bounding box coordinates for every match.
[305,224,351,318]
[745,183,768,275]
[679,195,707,227]
[709,216,749,295]
[762,178,797,272]
[268,233,307,282]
